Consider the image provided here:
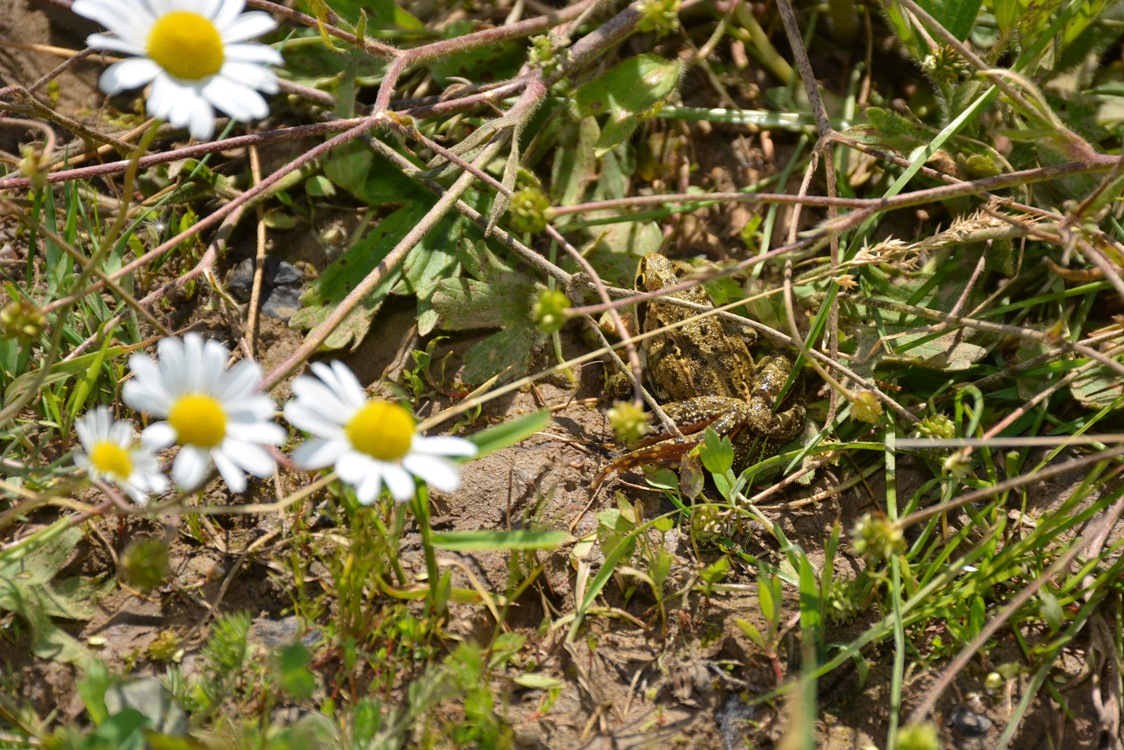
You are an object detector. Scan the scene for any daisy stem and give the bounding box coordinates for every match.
[412,485,443,618]
[384,502,409,586]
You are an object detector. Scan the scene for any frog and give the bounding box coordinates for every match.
[599,252,806,482]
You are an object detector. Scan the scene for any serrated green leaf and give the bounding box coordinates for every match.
[583,221,663,287]
[394,211,474,336]
[290,204,427,351]
[430,242,545,384]
[462,325,540,385]
[864,107,931,152]
[551,119,599,208]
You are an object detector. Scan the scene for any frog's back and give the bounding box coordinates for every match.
[636,253,758,402]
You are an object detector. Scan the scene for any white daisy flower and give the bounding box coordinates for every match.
[72,0,283,140]
[122,333,285,492]
[284,361,478,504]
[74,406,168,504]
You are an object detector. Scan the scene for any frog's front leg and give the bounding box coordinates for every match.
[744,355,805,444]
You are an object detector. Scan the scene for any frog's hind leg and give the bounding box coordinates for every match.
[593,397,750,488]
[745,355,806,443]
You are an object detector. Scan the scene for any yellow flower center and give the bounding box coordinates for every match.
[146,11,225,81]
[89,441,133,480]
[168,394,227,448]
[345,401,415,461]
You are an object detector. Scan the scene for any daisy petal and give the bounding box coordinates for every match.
[220,12,277,43]
[202,78,268,121]
[187,96,217,140]
[354,469,383,505]
[220,62,279,94]
[289,376,351,423]
[198,336,231,392]
[99,58,162,92]
[145,75,179,121]
[213,0,247,28]
[335,451,373,485]
[172,445,211,489]
[328,361,368,408]
[212,449,247,492]
[217,358,263,402]
[382,463,416,502]
[413,434,478,458]
[160,335,191,393]
[285,400,347,437]
[223,44,283,68]
[222,440,276,477]
[291,437,348,470]
[403,455,461,493]
[87,33,148,57]
[123,380,175,415]
[141,422,177,449]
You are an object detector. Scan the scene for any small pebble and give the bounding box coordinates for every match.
[227,257,304,320]
[949,704,993,735]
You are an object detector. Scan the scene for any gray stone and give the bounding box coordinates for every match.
[949,704,993,736]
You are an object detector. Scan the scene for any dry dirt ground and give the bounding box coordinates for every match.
[2,0,1120,747]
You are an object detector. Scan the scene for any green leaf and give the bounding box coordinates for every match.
[430,241,545,384]
[0,525,114,668]
[734,618,765,649]
[797,553,821,633]
[914,0,983,41]
[864,107,932,153]
[5,347,128,407]
[79,662,112,726]
[701,557,730,586]
[469,409,551,458]
[304,174,336,198]
[289,204,428,351]
[699,428,734,475]
[756,566,776,624]
[512,674,565,690]
[462,324,538,385]
[279,643,316,700]
[322,140,431,207]
[309,0,424,30]
[428,23,524,85]
[882,331,988,371]
[573,55,682,154]
[103,678,188,737]
[1070,361,1124,410]
[429,530,568,551]
[86,709,150,750]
